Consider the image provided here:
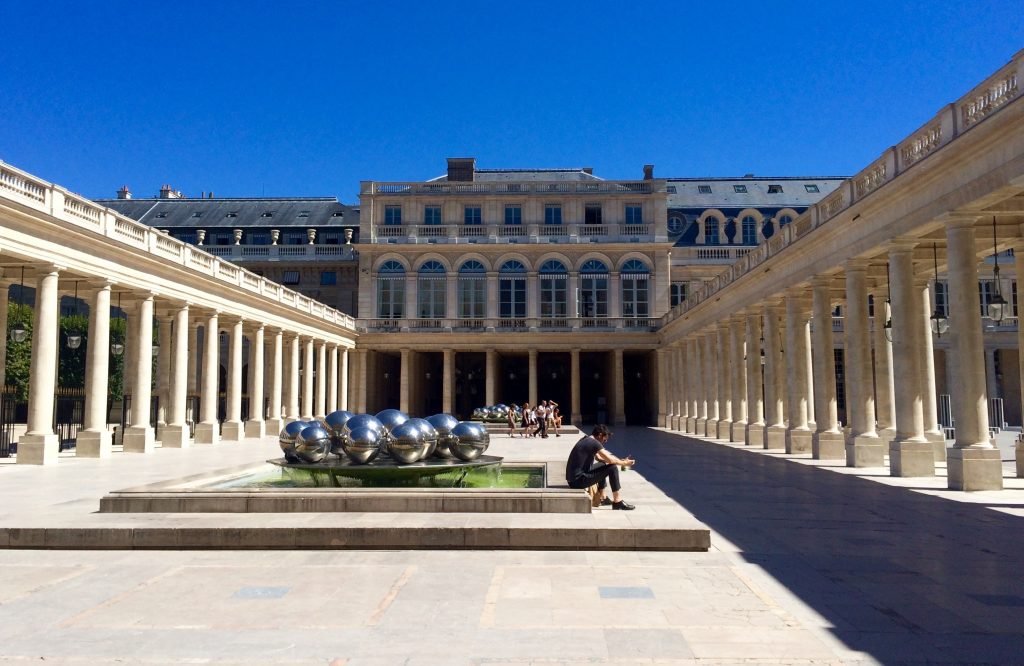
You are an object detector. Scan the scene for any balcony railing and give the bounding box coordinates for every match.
[371,222,655,244]
[202,244,357,261]
[358,316,659,333]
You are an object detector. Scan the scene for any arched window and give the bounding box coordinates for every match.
[741,216,758,245]
[579,259,608,318]
[377,260,405,319]
[499,260,527,321]
[778,214,793,227]
[417,260,446,319]
[668,215,685,235]
[539,259,568,321]
[621,259,650,318]
[457,260,486,319]
[704,218,720,245]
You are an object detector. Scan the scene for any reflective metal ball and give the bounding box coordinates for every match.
[449,421,490,461]
[279,421,308,461]
[426,413,459,458]
[406,417,438,458]
[344,426,382,464]
[388,421,428,464]
[324,410,356,454]
[295,424,332,463]
[376,409,409,435]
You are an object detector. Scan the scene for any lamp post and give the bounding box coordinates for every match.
[9,267,27,343]
[987,216,1008,323]
[66,281,83,349]
[930,243,949,336]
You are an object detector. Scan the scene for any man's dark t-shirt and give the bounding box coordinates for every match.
[565,435,603,483]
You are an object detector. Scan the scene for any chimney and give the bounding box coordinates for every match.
[582,167,593,175]
[159,184,183,199]
[643,164,654,180]
[117,185,132,200]
[447,157,476,182]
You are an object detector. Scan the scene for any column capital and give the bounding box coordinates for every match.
[885,238,920,254]
[937,212,984,229]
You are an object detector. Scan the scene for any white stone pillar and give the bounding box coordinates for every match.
[811,278,844,459]
[266,329,284,432]
[763,303,786,449]
[716,325,732,439]
[657,348,669,428]
[195,312,220,444]
[162,304,192,448]
[729,317,747,442]
[888,243,934,477]
[745,313,765,446]
[186,319,199,428]
[339,347,350,412]
[244,324,266,438]
[918,279,946,462]
[302,338,315,420]
[613,348,626,425]
[485,349,496,406]
[221,317,244,441]
[528,349,538,407]
[155,314,172,429]
[845,263,883,466]
[442,349,454,414]
[674,345,687,431]
[316,341,328,418]
[704,332,718,436]
[19,267,61,464]
[287,334,301,421]
[805,317,815,428]
[945,220,1001,490]
[785,293,812,454]
[570,349,581,425]
[691,337,705,434]
[77,282,113,457]
[400,348,411,413]
[328,344,339,413]
[124,293,155,453]
[871,289,897,443]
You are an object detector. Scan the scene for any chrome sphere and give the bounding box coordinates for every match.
[376,409,409,435]
[472,407,486,421]
[426,413,459,458]
[450,421,490,461]
[295,424,332,463]
[407,417,438,458]
[388,421,428,464]
[324,410,356,454]
[345,425,382,464]
[344,413,384,437]
[279,421,308,461]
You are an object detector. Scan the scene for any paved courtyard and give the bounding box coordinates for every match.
[1,427,1023,664]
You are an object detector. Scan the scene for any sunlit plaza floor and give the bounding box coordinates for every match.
[0,426,1023,664]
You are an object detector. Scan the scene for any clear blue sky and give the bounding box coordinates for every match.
[0,1,1020,202]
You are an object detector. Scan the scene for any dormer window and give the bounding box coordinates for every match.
[154,212,168,218]
[768,184,783,194]
[698,185,712,194]
[261,211,274,218]
[226,212,238,218]
[805,184,820,193]
[331,211,344,217]
[190,212,202,218]
[733,185,747,193]
[298,211,310,218]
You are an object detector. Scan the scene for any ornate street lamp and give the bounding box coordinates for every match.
[930,243,949,337]
[884,262,894,343]
[66,281,83,349]
[9,266,27,343]
[988,216,1008,323]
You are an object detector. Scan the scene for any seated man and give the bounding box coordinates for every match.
[564,424,636,510]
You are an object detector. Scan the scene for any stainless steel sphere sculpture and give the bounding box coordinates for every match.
[323,410,355,455]
[279,420,309,462]
[472,404,514,423]
[295,424,332,463]
[407,417,439,458]
[387,421,430,464]
[426,413,459,459]
[343,425,383,464]
[449,421,491,461]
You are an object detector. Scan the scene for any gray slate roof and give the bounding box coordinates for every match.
[95,197,359,229]
[667,177,845,209]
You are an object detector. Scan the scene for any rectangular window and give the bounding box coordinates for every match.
[697,185,712,194]
[320,271,337,286]
[544,204,562,225]
[584,204,602,225]
[250,232,270,245]
[733,185,747,193]
[320,232,341,245]
[670,283,688,307]
[214,233,232,245]
[459,277,485,318]
[464,206,481,225]
[285,231,305,245]
[805,184,820,193]
[384,205,402,225]
[282,271,300,285]
[625,205,643,225]
[666,186,677,194]
[424,205,442,225]
[504,205,521,225]
[768,184,783,193]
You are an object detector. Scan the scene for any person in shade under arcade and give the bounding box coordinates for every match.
[564,424,636,510]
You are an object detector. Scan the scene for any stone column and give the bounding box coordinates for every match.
[485,349,496,406]
[162,304,192,448]
[244,324,266,438]
[693,336,707,435]
[442,349,454,414]
[194,312,220,444]
[19,267,61,464]
[570,349,582,425]
[613,348,626,425]
[124,293,155,453]
[301,338,315,420]
[674,345,687,431]
[704,332,719,436]
[918,279,946,462]
[657,348,669,428]
[287,334,301,421]
[745,313,765,446]
[805,317,815,429]
[945,219,1001,490]
[77,282,113,457]
[763,303,786,449]
[339,347,350,411]
[221,317,245,441]
[716,325,733,439]
[1017,248,1024,477]
[888,243,934,477]
[355,349,368,413]
[266,329,284,432]
[845,263,883,466]
[871,289,897,444]
[785,293,812,454]
[528,349,538,407]
[316,341,328,418]
[328,344,339,413]
[811,278,844,459]
[155,314,172,430]
[729,317,747,442]
[400,348,411,413]
[186,319,199,427]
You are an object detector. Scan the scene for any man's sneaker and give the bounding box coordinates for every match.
[612,500,635,511]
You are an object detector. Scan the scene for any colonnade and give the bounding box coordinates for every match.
[660,222,1005,491]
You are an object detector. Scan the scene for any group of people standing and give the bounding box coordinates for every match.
[506,400,562,438]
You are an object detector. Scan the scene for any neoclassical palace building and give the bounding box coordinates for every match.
[1,49,1022,491]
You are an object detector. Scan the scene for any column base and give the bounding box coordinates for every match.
[16,434,60,465]
[684,417,695,434]
[705,418,718,437]
[76,430,113,458]
[889,440,935,477]
[765,425,786,450]
[613,413,626,427]
[571,413,582,427]
[925,431,948,462]
[846,435,885,467]
[672,415,683,431]
[160,425,191,448]
[657,413,667,428]
[1016,442,1024,479]
[221,420,244,442]
[244,420,266,439]
[695,418,706,436]
[947,447,1004,491]
[266,418,284,434]
[812,431,845,460]
[123,425,155,453]
[785,428,813,454]
[730,421,747,442]
[745,423,764,447]
[715,419,732,439]
[194,422,220,445]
